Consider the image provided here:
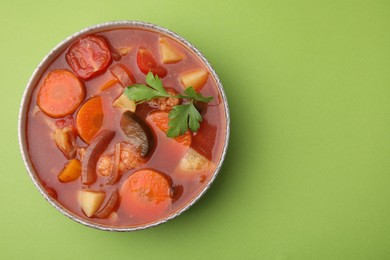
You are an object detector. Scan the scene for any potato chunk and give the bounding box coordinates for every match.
[79,190,106,217]
[58,159,81,183]
[113,93,136,112]
[179,148,210,171]
[180,69,208,91]
[159,37,183,64]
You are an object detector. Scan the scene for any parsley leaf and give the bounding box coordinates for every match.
[167,104,191,138]
[124,72,213,138]
[124,72,170,103]
[178,86,214,103]
[124,84,162,103]
[145,73,167,95]
[166,103,203,138]
[188,103,202,131]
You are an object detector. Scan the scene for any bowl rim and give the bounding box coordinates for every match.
[18,20,230,231]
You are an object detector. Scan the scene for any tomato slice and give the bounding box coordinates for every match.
[66,35,112,80]
[137,46,167,78]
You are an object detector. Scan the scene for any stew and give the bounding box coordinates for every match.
[26,27,227,228]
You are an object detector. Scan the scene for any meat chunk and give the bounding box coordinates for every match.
[119,143,146,172]
[97,142,145,177]
[52,127,77,159]
[52,115,78,159]
[148,88,180,111]
[97,155,112,176]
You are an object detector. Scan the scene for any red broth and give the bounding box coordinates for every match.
[25,27,227,228]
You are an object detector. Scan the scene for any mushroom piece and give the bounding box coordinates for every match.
[120,111,155,157]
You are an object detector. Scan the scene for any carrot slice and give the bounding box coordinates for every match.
[147,111,192,146]
[100,78,119,91]
[37,70,85,118]
[76,96,104,144]
[120,169,172,220]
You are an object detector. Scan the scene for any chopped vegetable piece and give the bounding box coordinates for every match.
[79,190,106,217]
[76,96,104,144]
[109,63,135,87]
[53,116,77,158]
[100,79,120,91]
[108,212,118,223]
[66,35,112,80]
[159,37,183,64]
[42,181,58,200]
[120,111,155,157]
[46,187,58,200]
[120,169,172,220]
[111,52,122,61]
[81,130,115,184]
[190,119,217,160]
[171,185,183,203]
[180,69,208,91]
[78,147,86,161]
[137,46,167,78]
[106,143,121,185]
[118,47,132,56]
[52,127,77,159]
[94,189,119,218]
[113,93,136,112]
[37,70,85,118]
[147,111,192,146]
[178,148,210,172]
[58,159,81,183]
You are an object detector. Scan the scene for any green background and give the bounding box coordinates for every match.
[1,0,389,259]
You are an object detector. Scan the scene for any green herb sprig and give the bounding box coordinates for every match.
[124,72,213,138]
